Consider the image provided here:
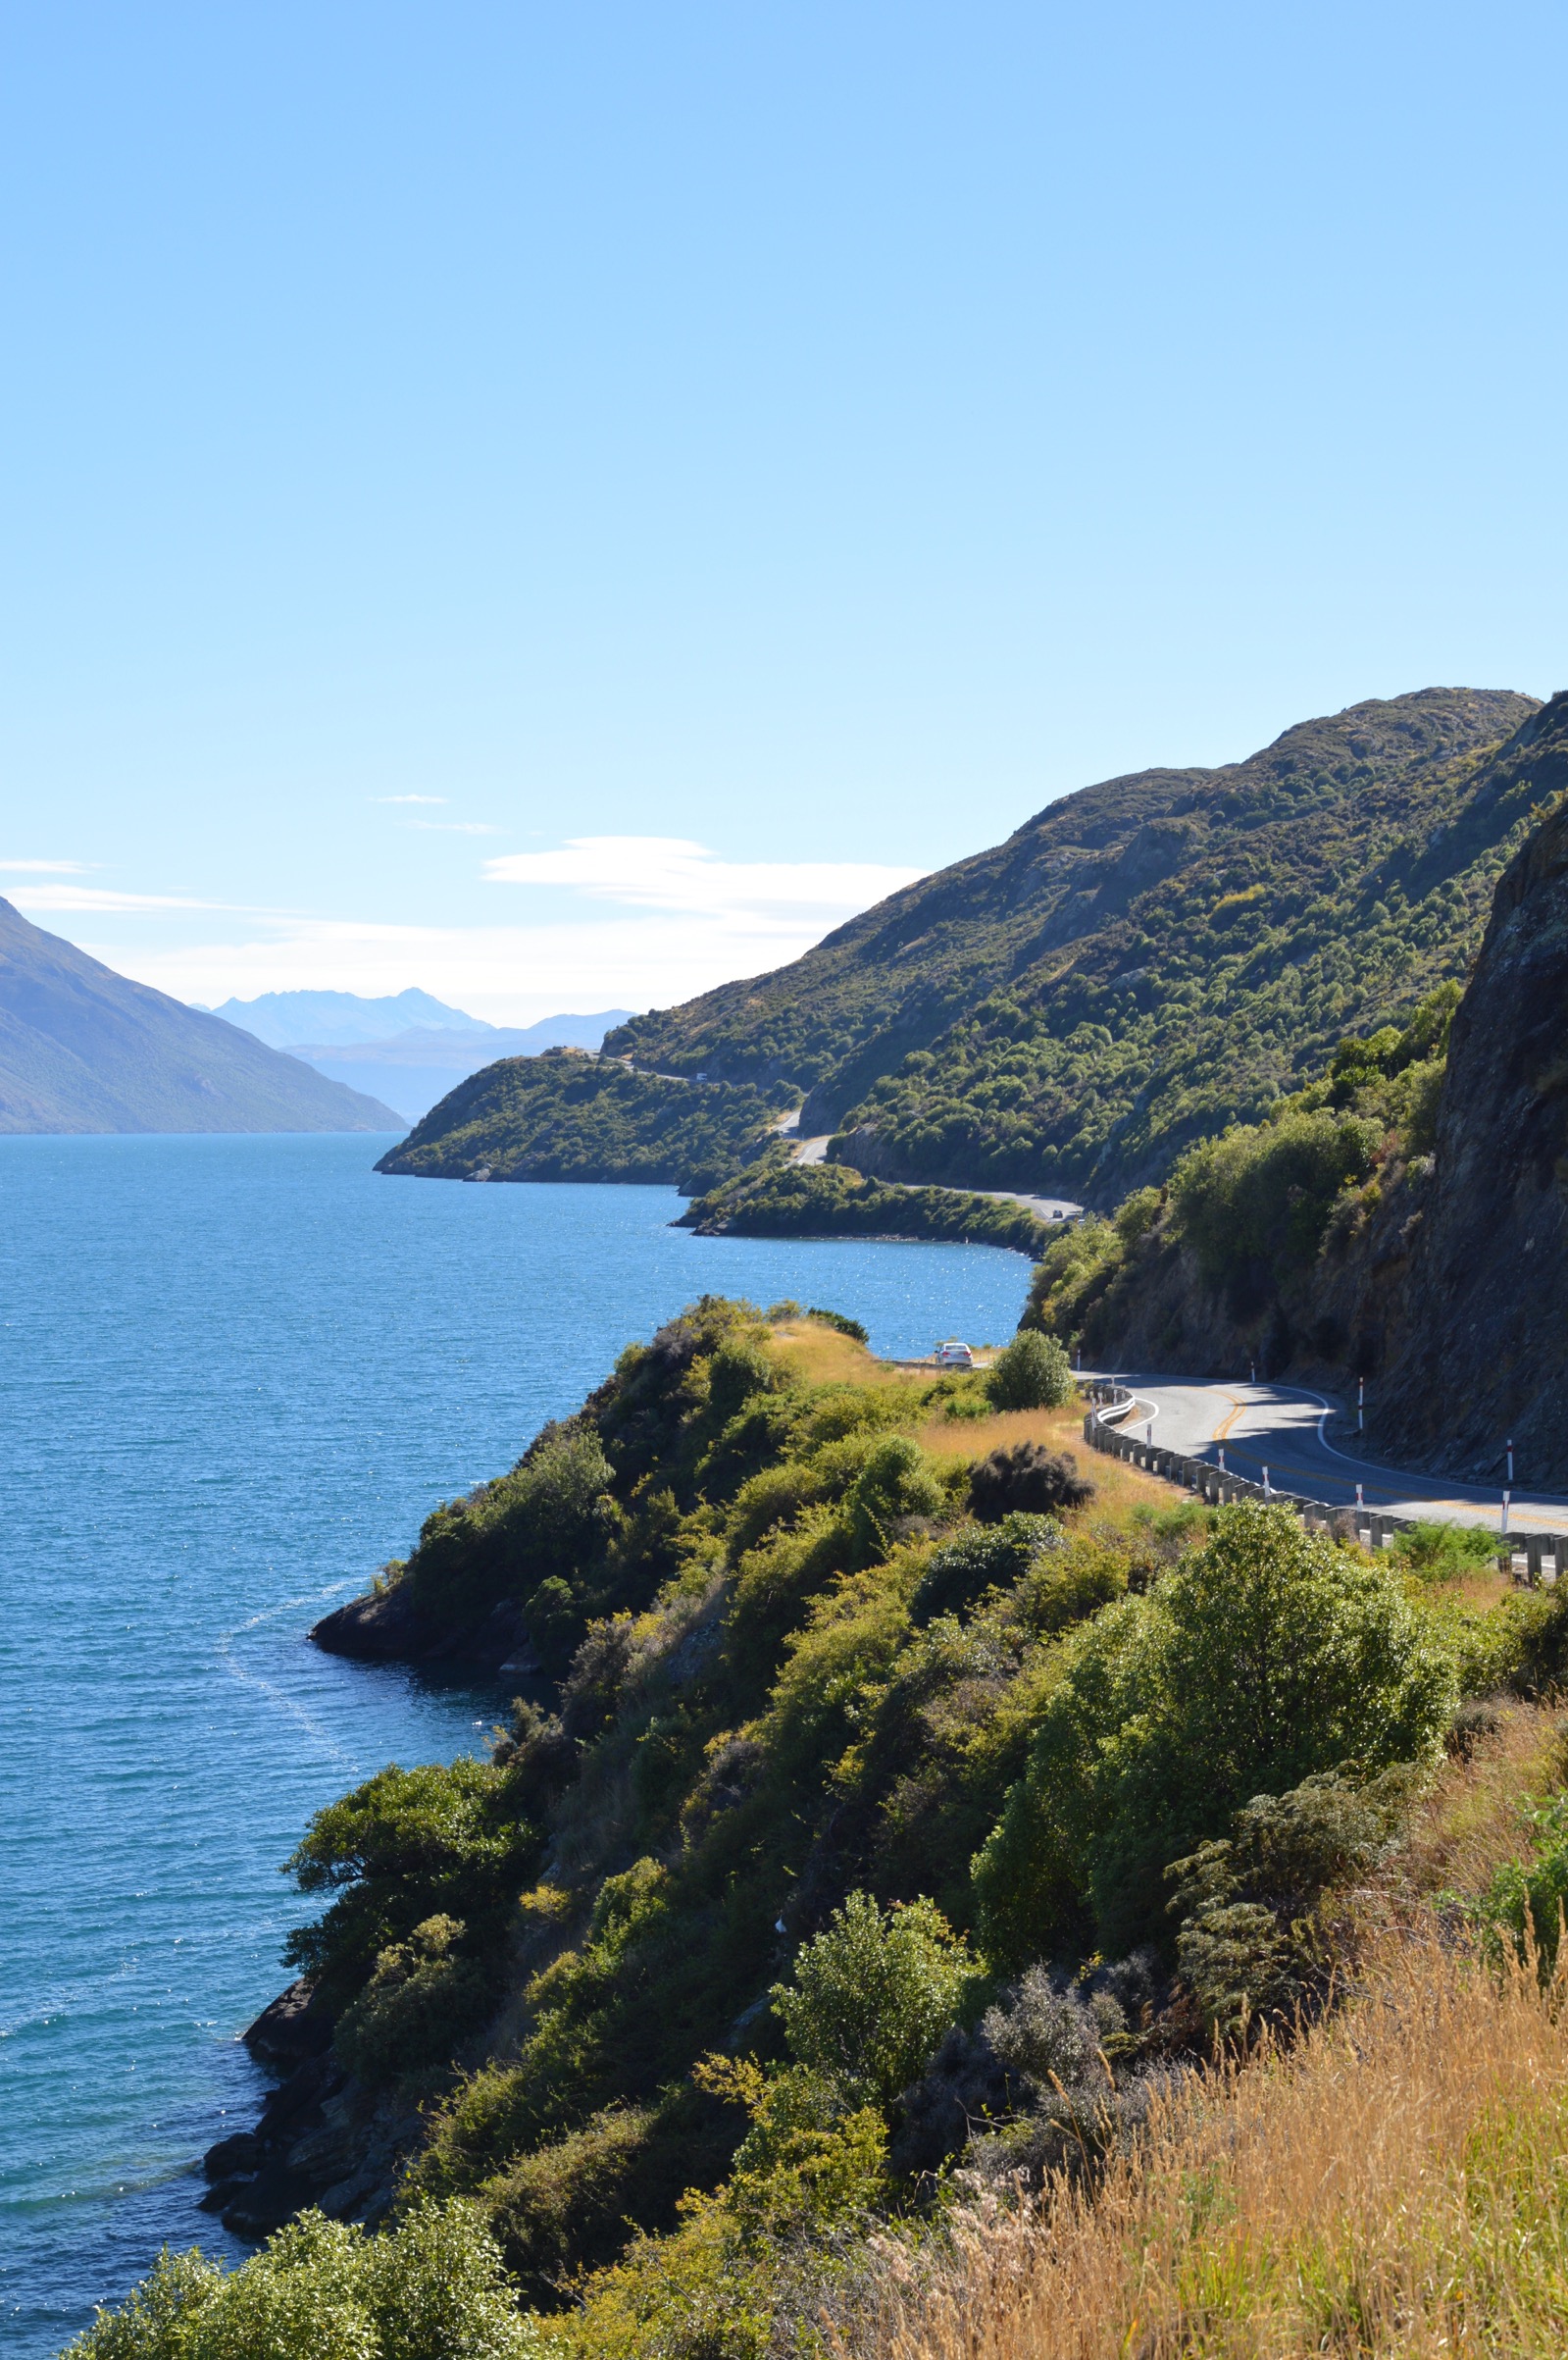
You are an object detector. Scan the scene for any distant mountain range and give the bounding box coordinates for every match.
[207,988,486,1047]
[211,992,635,1121]
[0,902,402,1132]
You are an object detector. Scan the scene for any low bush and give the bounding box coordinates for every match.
[771,1891,975,2113]
[65,2198,536,2360]
[969,1443,1093,1522]
[985,1330,1074,1412]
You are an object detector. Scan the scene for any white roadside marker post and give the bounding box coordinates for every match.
[1263,1465,1272,1498]
[1501,1490,1511,1538]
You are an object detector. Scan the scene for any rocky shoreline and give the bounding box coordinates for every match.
[199,1979,424,2241]
[198,1589,540,2246]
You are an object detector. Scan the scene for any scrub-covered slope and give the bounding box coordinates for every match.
[0,900,400,1132]
[608,689,1541,1203]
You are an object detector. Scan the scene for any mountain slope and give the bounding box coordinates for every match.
[608,688,1543,1204]
[211,987,485,1047]
[0,901,402,1132]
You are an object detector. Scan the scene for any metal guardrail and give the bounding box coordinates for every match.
[1079,1380,1564,1587]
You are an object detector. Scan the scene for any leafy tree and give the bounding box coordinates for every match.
[770,1891,974,2111]
[284,1760,539,2004]
[64,2200,537,2360]
[985,1328,1074,1411]
[974,1502,1454,1961]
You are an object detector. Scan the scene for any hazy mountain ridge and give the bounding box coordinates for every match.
[604,688,1543,1204]
[0,902,402,1133]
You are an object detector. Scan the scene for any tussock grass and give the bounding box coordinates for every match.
[856,1932,1568,2359]
[917,1403,1185,1521]
[852,1710,1568,2360]
[770,1323,910,1388]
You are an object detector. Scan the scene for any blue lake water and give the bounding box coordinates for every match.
[0,1135,1033,2355]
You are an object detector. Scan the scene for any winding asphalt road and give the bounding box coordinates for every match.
[1103,1374,1568,1535]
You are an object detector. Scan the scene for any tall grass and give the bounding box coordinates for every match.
[851,1719,1568,2360]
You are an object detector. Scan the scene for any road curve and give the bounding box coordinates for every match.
[1098,1372,1568,1535]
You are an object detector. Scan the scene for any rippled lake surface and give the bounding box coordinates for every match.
[0,1134,1033,2354]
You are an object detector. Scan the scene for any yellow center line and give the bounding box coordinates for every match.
[1212,1393,1244,1443]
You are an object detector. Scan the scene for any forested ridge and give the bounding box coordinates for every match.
[606,687,1554,1204]
[77,1302,1568,2356]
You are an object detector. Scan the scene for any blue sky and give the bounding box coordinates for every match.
[1,1,1564,1021]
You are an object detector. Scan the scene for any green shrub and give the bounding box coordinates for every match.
[973,1502,1454,1963]
[1169,1108,1380,1300]
[1390,1519,1498,1582]
[334,1915,496,2086]
[910,1513,1063,1624]
[284,1760,540,2006]
[65,2199,538,2360]
[1467,1792,1568,1982]
[770,1891,973,2111]
[805,1307,869,1343]
[985,1329,1074,1412]
[838,1437,945,1567]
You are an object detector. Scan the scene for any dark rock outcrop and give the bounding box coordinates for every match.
[200,1980,425,2240]
[1370,726,1568,1483]
[311,1585,538,1673]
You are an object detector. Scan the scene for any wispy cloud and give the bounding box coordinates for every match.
[0,858,90,873]
[9,885,231,914]
[484,836,921,927]
[374,794,447,805]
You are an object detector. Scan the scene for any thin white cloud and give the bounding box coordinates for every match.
[0,858,90,873]
[484,836,921,922]
[9,885,230,914]
[374,794,447,805]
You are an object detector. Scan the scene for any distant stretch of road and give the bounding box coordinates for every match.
[1103,1374,1568,1535]
[785,1129,1083,1224]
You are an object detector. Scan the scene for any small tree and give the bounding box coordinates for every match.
[772,1892,972,2110]
[969,1442,1093,1522]
[986,1329,1075,1411]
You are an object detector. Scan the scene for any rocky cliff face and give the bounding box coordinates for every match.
[1369,708,1568,1484]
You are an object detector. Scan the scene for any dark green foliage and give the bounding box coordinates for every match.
[969,1442,1094,1521]
[805,1307,869,1342]
[1168,1109,1379,1302]
[973,1503,1454,1964]
[985,1328,1075,1411]
[910,1513,1064,1624]
[607,690,1546,1204]
[1166,1769,1414,2033]
[376,1048,784,1188]
[683,1154,1050,1253]
[334,1914,498,2086]
[1019,980,1470,1362]
[406,1428,616,1628]
[283,1759,541,2007]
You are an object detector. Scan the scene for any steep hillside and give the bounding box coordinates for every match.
[375,1048,785,1190]
[1019,696,1568,1483]
[609,689,1543,1204]
[0,901,400,1133]
[84,1301,1568,2359]
[1369,766,1568,1481]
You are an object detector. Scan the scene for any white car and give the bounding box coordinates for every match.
[933,1340,975,1369]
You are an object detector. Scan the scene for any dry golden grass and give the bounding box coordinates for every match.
[916,1403,1188,1521]
[858,1937,1568,2359]
[852,1713,1568,2360]
[768,1322,910,1388]
[1397,1702,1568,1904]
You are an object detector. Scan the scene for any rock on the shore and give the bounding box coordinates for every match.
[310,1583,538,1672]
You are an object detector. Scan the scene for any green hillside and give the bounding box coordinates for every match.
[375,1049,786,1191]
[608,688,1550,1204]
[81,1302,1568,2357]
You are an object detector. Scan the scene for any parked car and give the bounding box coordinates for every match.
[934,1339,975,1368]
